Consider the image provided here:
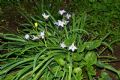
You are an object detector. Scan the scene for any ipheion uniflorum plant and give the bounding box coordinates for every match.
[1,9,119,80]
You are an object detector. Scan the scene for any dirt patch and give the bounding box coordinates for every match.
[111,44,120,70]
[0,6,25,33]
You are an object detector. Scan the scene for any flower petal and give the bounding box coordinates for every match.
[42,13,50,19]
[60,42,66,48]
[59,9,66,15]
[24,34,30,40]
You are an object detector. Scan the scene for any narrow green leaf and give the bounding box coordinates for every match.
[33,48,47,69]
[3,37,26,42]
[96,61,120,77]
[21,44,41,54]
[13,64,33,80]
[0,58,33,75]
[102,42,113,53]
[33,58,54,80]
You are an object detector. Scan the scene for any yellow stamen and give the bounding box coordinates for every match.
[34,22,38,27]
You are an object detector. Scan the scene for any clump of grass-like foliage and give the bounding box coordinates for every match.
[0,10,120,80]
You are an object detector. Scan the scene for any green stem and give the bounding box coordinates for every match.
[44,38,47,47]
[68,53,72,80]
[98,56,117,59]
[61,71,66,80]
[88,73,92,80]
[101,32,111,41]
[64,26,68,39]
[101,59,120,63]
[41,0,44,12]
[99,39,120,55]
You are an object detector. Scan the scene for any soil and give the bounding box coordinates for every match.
[111,44,120,69]
[96,44,120,79]
[0,5,25,33]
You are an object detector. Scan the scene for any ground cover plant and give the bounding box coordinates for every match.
[0,0,120,80]
[1,9,120,80]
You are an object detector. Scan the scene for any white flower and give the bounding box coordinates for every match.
[66,13,71,19]
[60,42,66,48]
[68,43,77,52]
[32,35,39,40]
[58,20,65,27]
[42,13,50,20]
[39,31,45,39]
[54,20,66,27]
[54,21,59,26]
[59,9,66,15]
[24,34,30,40]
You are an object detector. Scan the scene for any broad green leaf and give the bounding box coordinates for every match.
[77,44,85,52]
[84,40,101,50]
[84,51,97,65]
[55,58,65,66]
[76,72,83,80]
[79,60,86,68]
[72,53,84,61]
[56,71,64,78]
[87,65,96,76]
[51,66,61,73]
[73,70,83,80]
[64,37,75,46]
[98,72,112,80]
[73,67,82,74]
